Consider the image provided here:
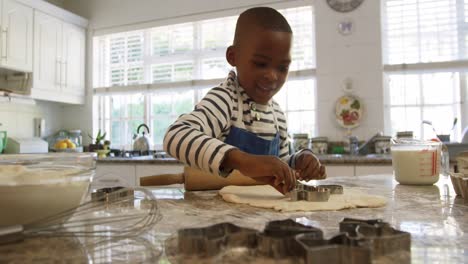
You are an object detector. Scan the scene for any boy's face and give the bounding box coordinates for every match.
[226,27,292,105]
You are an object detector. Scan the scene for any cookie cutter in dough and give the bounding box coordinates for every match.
[175,218,410,263]
[289,183,343,202]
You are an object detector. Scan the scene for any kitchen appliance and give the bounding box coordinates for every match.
[4,137,48,154]
[0,69,32,95]
[133,124,150,152]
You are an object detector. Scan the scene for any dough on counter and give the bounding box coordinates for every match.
[219,185,386,212]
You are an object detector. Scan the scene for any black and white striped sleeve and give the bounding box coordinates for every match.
[163,87,236,176]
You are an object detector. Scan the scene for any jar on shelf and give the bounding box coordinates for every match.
[292,133,309,152]
[311,137,328,155]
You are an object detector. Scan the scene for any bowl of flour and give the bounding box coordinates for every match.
[0,153,96,227]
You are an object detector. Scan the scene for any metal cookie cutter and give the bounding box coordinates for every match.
[317,184,344,194]
[256,219,323,258]
[289,182,331,202]
[177,222,257,257]
[339,218,411,258]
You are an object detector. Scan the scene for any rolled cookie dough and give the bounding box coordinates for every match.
[219,185,386,212]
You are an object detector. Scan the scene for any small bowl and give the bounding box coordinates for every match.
[96,149,110,158]
[0,152,96,227]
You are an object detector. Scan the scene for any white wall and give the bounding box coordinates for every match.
[61,0,385,142]
[0,100,63,139]
[314,0,384,141]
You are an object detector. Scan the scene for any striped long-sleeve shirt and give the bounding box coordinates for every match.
[164,71,295,176]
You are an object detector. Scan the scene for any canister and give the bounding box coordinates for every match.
[311,137,328,155]
[292,133,309,152]
[374,136,391,154]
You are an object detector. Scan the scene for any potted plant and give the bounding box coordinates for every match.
[88,129,107,152]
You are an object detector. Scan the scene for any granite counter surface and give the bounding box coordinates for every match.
[1,174,467,263]
[97,154,393,165]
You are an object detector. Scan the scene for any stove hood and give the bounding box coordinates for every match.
[0,67,32,95]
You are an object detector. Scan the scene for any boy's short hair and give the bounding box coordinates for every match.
[233,7,292,46]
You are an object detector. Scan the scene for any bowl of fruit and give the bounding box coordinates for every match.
[53,138,78,152]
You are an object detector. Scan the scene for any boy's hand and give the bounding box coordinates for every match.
[294,150,326,181]
[223,149,297,194]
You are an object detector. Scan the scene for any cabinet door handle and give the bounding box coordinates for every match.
[56,59,61,86]
[63,61,68,87]
[1,27,7,60]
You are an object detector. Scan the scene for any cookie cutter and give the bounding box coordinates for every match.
[177,222,257,257]
[175,218,410,263]
[295,232,372,264]
[339,218,411,257]
[289,183,343,202]
[256,219,323,258]
[317,184,344,194]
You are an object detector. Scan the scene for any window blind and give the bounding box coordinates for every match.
[383,0,464,65]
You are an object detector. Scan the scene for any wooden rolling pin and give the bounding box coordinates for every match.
[139,166,261,191]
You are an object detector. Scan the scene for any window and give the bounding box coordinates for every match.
[93,6,316,150]
[382,0,467,140]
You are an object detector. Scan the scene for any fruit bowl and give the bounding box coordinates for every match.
[0,152,96,227]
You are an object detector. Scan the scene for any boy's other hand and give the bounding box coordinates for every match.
[294,150,327,181]
[223,149,297,194]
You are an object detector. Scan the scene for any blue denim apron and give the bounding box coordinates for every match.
[225,96,280,156]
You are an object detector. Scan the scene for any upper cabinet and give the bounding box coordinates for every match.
[32,10,85,104]
[0,0,33,72]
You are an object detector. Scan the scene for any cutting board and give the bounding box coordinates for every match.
[140,166,261,191]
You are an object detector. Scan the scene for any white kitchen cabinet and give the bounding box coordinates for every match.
[136,164,184,186]
[325,165,354,177]
[92,164,135,189]
[355,165,393,176]
[32,10,85,104]
[0,0,33,71]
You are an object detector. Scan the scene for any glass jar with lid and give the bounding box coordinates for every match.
[311,137,328,155]
[292,133,310,152]
[68,130,83,148]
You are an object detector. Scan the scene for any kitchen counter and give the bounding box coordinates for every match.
[1,174,467,263]
[97,153,393,165]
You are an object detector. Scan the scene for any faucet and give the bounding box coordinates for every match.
[348,132,383,155]
[348,136,359,155]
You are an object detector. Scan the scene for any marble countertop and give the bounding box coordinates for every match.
[1,174,467,263]
[97,154,393,165]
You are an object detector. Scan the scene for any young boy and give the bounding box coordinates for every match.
[164,7,326,194]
